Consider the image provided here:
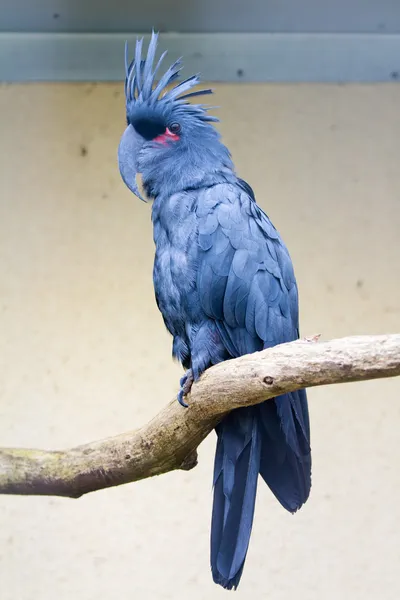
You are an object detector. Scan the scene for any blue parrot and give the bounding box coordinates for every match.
[118,32,311,590]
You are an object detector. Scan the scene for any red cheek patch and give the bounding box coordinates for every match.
[154,127,180,145]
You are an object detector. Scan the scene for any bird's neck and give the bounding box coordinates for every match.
[141,142,236,199]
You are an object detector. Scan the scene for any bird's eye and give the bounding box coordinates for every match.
[168,122,181,134]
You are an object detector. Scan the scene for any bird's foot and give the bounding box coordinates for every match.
[177,369,194,408]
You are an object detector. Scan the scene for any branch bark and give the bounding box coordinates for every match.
[1,334,399,499]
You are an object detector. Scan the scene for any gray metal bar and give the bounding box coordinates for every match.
[0,32,399,82]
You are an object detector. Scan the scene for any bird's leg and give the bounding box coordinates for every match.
[177,369,194,408]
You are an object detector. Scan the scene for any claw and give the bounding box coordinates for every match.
[177,389,189,408]
[177,368,194,408]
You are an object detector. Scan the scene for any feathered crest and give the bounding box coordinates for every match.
[124,31,218,122]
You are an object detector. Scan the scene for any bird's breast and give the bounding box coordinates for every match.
[152,199,200,336]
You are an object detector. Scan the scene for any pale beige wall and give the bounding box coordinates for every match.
[0,82,399,599]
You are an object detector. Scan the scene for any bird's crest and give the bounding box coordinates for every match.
[124,31,218,122]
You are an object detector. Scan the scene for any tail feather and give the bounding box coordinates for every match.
[211,407,261,590]
[210,390,312,589]
[259,390,311,512]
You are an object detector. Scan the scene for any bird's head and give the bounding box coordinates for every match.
[118,32,233,200]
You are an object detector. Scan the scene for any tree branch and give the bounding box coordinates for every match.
[1,334,399,498]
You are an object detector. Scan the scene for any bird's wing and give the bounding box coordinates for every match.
[197,179,299,354]
[197,180,311,510]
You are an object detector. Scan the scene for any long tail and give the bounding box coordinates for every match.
[210,390,311,590]
[211,407,261,589]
